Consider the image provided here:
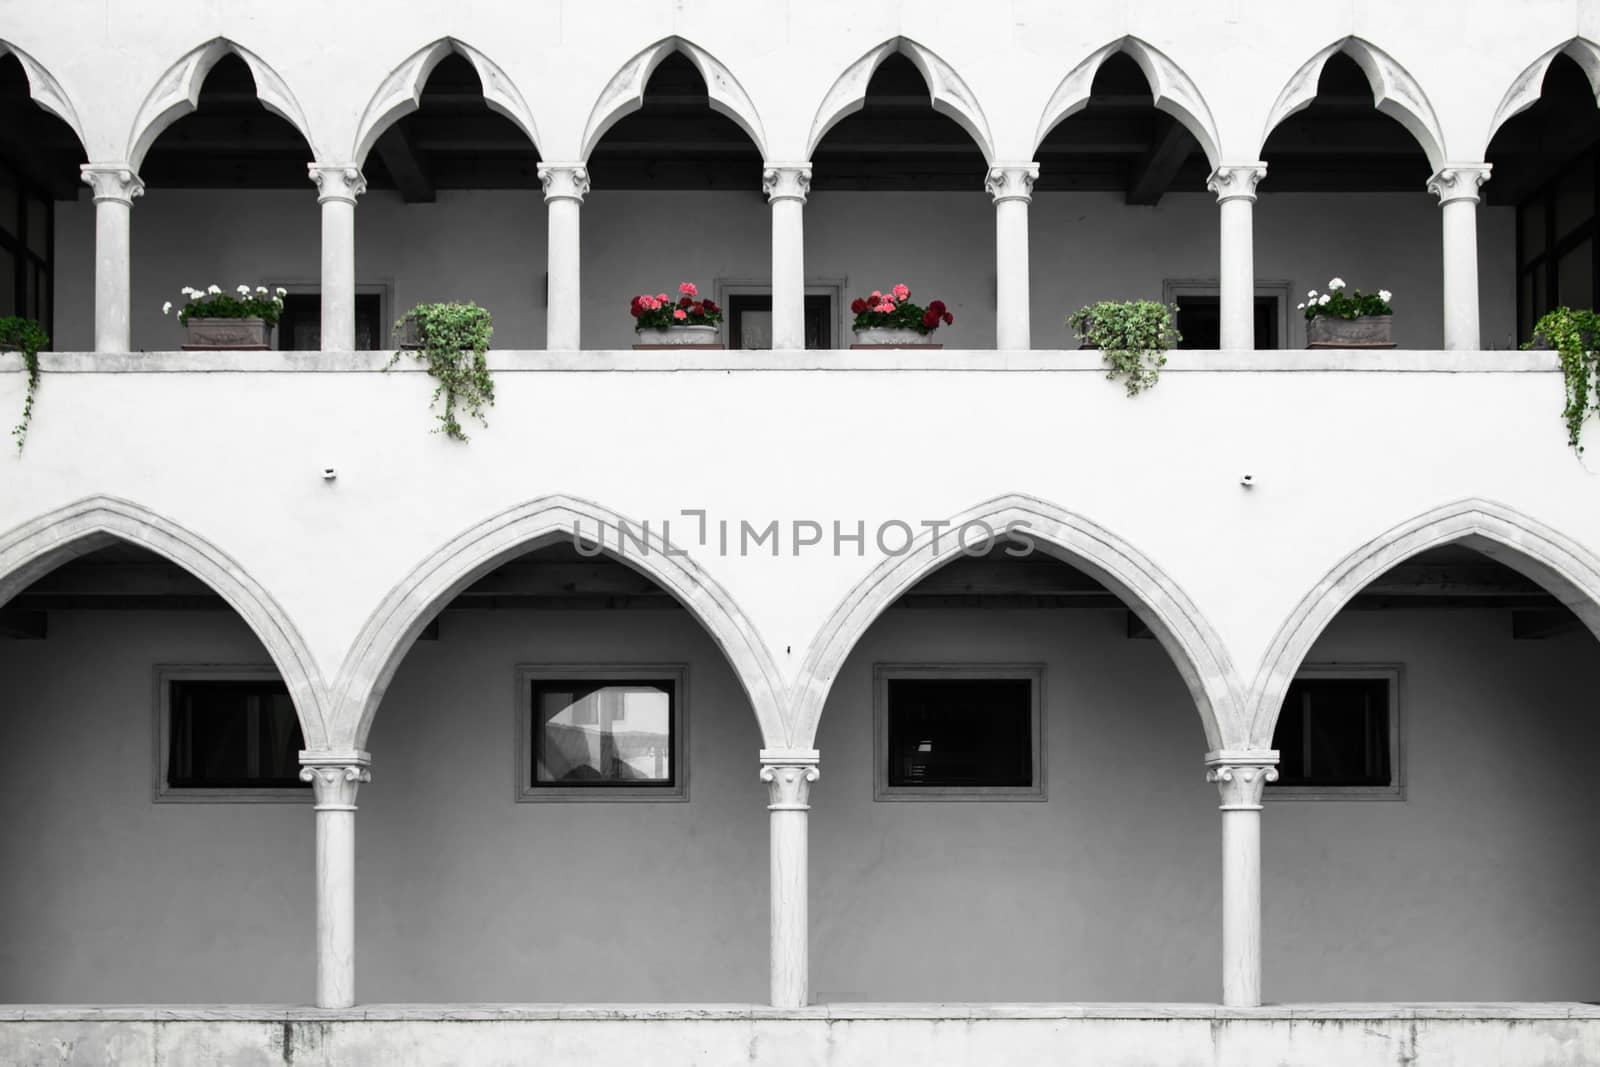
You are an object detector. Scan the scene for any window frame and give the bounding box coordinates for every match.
[266,278,393,350]
[714,276,846,350]
[1266,663,1404,802]
[515,664,689,803]
[1162,278,1290,350]
[873,663,1046,802]
[152,664,312,804]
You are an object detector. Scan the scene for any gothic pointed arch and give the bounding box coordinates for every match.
[790,493,1242,752]
[0,496,330,747]
[328,494,786,751]
[1485,37,1600,155]
[0,40,86,151]
[580,37,766,159]
[352,37,539,163]
[1247,499,1600,746]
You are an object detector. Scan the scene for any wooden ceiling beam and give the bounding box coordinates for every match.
[375,124,436,203]
[1126,115,1196,205]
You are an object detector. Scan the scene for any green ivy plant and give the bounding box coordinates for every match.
[0,316,49,452]
[1524,306,1600,453]
[389,302,495,441]
[1068,301,1180,396]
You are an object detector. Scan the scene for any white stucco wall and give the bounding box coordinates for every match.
[2,600,1595,1003]
[49,190,1515,353]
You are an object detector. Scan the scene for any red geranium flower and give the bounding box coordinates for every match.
[679,295,694,308]
[922,309,939,330]
[928,300,946,315]
[851,298,869,314]
[942,311,954,325]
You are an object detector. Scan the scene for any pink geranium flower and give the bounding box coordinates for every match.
[892,284,910,300]
[673,308,688,321]
[874,302,896,313]
[657,293,670,303]
[679,282,698,297]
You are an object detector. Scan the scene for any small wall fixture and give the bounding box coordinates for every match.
[322,467,338,482]
[1240,474,1255,488]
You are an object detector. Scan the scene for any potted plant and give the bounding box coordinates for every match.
[388,302,495,441]
[631,283,724,348]
[1523,306,1600,453]
[1300,278,1394,348]
[849,284,952,347]
[164,284,285,350]
[1068,300,1180,396]
[1,316,48,452]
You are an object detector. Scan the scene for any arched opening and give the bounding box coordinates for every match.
[805,533,1224,1001]
[1259,49,1458,348]
[0,51,87,350]
[1254,535,1600,999]
[121,52,315,351]
[1032,50,1221,349]
[0,535,320,1001]
[350,536,770,1001]
[808,49,990,348]
[1486,52,1600,345]
[355,48,543,349]
[582,48,764,347]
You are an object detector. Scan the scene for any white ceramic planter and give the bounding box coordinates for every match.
[852,327,939,347]
[183,317,273,350]
[635,325,720,346]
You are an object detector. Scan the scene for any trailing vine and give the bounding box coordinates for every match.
[1,316,49,452]
[389,302,495,441]
[1526,307,1600,454]
[1068,300,1180,396]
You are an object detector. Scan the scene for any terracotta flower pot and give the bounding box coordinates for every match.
[182,317,273,351]
[1306,314,1394,349]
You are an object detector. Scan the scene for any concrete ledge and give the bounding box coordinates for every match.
[0,349,1560,374]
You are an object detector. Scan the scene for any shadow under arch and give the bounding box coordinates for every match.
[789,493,1242,753]
[1246,498,1600,747]
[806,37,995,162]
[1033,35,1222,168]
[351,38,540,164]
[329,494,787,751]
[127,38,315,169]
[580,36,766,161]
[1260,36,1447,171]
[0,39,87,151]
[0,496,330,747]
[1485,37,1600,156]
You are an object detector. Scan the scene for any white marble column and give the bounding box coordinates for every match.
[1206,164,1267,351]
[1206,749,1278,1007]
[308,165,367,352]
[761,749,819,1008]
[79,165,144,354]
[538,164,589,351]
[300,750,371,1010]
[763,164,811,351]
[986,164,1038,351]
[1428,164,1492,351]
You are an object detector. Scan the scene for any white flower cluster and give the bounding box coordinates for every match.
[1295,278,1395,311]
[163,284,289,314]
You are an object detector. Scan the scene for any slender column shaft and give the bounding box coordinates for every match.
[1207,164,1266,351]
[539,164,589,351]
[80,165,144,354]
[764,165,811,350]
[300,751,371,1009]
[762,749,819,1008]
[1206,749,1278,1007]
[309,165,367,352]
[987,164,1038,351]
[1429,165,1492,351]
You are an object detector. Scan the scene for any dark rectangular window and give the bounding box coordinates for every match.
[1516,146,1598,340]
[1174,294,1279,349]
[0,161,52,331]
[277,292,383,350]
[727,293,832,349]
[885,677,1032,788]
[1270,676,1391,788]
[531,679,676,787]
[167,679,307,789]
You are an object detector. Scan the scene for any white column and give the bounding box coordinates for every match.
[1206,749,1278,1007]
[761,749,819,1008]
[308,165,367,352]
[1428,164,1492,351]
[1206,163,1267,351]
[986,163,1038,350]
[538,164,589,351]
[763,164,811,350]
[299,750,371,1009]
[79,165,144,354]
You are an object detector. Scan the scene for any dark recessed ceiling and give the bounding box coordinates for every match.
[140,54,313,189]
[0,55,87,199]
[1485,54,1600,205]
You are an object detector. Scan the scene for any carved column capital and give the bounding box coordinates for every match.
[760,749,820,811]
[80,163,144,205]
[538,163,590,203]
[1206,162,1268,204]
[1427,163,1492,205]
[308,163,368,204]
[762,164,812,204]
[985,163,1039,204]
[1205,750,1279,811]
[299,750,373,811]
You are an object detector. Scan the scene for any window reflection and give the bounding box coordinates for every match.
[533,681,674,785]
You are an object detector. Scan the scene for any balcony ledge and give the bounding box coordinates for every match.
[0,349,1560,374]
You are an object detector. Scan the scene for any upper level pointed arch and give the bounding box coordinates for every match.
[580,37,766,160]
[352,38,539,163]
[807,37,994,162]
